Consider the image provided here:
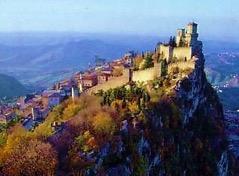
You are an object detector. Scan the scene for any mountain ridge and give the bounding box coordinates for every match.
[0,74,27,99]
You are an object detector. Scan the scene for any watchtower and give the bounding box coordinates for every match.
[185,22,199,47]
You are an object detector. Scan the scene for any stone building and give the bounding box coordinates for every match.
[76,73,97,88]
[97,72,113,84]
[42,91,61,108]
[158,22,202,62]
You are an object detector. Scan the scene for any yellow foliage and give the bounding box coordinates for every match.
[139,59,146,70]
[111,99,123,109]
[0,132,7,147]
[34,95,101,138]
[92,112,116,135]
[112,66,123,77]
[4,125,27,151]
[149,89,162,103]
[128,101,139,114]
[33,105,64,138]
[63,103,81,120]
[134,56,144,70]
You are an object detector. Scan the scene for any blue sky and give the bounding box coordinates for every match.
[0,0,238,40]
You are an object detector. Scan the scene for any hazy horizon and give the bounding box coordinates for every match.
[1,0,238,41]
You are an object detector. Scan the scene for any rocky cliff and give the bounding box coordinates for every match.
[91,55,227,175]
[45,50,235,175]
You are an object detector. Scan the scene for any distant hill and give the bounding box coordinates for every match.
[0,74,27,98]
[0,36,160,87]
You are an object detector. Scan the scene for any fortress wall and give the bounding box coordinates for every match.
[159,45,173,62]
[173,47,192,61]
[85,74,129,94]
[86,64,161,94]
[132,63,161,82]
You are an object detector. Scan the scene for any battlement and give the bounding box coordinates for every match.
[85,63,162,94]
[176,22,199,47]
[158,22,202,62]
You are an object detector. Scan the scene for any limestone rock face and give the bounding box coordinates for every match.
[78,57,228,175]
[48,30,232,175]
[175,54,224,125]
[217,151,229,176]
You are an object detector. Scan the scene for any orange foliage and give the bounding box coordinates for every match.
[91,112,116,135]
[2,139,57,176]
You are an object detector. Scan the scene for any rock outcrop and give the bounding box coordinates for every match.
[50,51,229,175]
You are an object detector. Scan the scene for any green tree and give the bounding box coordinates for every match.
[144,54,154,69]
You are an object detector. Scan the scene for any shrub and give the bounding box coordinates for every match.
[171,66,179,74]
[112,66,123,77]
[92,112,116,135]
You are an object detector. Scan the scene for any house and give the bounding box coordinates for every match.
[123,51,136,67]
[0,111,15,124]
[31,106,49,120]
[101,67,113,75]
[42,91,61,108]
[97,72,113,84]
[79,74,98,89]
[54,79,76,97]
[111,61,124,70]
[17,94,35,110]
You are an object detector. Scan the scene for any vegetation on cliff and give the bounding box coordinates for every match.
[0,56,229,175]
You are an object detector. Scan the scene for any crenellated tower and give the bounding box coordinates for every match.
[159,22,202,62]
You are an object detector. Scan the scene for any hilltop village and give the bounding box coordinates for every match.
[1,22,201,130]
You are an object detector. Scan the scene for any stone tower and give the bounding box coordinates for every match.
[185,22,198,47]
[159,22,202,62]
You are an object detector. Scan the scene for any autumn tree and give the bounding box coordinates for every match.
[133,56,144,70]
[0,125,58,176]
[112,66,123,77]
[2,139,58,176]
[92,112,116,135]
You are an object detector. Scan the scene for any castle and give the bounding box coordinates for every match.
[158,22,202,62]
[84,22,202,94]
